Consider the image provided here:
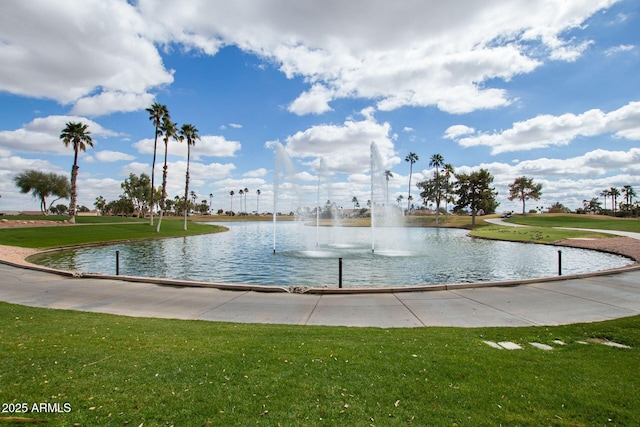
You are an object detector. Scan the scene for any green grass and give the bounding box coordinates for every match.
[0,220,226,249]
[505,214,640,232]
[0,302,639,426]
[470,225,613,243]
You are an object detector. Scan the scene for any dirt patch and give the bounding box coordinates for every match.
[0,219,71,228]
[555,236,640,262]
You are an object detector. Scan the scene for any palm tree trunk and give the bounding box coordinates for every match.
[69,163,79,224]
[183,146,191,231]
[156,143,168,233]
[150,132,158,226]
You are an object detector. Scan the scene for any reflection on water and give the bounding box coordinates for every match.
[30,222,631,288]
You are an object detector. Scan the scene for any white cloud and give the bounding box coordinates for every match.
[447,101,640,154]
[72,92,156,117]
[0,0,173,116]
[138,0,615,115]
[133,135,241,159]
[283,114,399,174]
[229,123,243,129]
[604,44,635,56]
[0,115,118,155]
[91,150,136,163]
[243,168,268,177]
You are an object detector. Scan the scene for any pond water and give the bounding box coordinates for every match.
[31,222,631,288]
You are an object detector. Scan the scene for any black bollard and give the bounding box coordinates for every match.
[116,250,120,276]
[338,257,343,288]
[558,250,562,276]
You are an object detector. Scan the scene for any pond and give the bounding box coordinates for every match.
[31,222,631,288]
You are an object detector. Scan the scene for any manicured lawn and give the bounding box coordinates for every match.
[0,220,226,248]
[0,302,638,426]
[470,225,613,243]
[505,214,640,232]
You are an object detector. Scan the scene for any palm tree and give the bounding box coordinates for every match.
[256,189,261,214]
[244,187,249,213]
[384,170,393,206]
[156,117,178,232]
[396,194,404,207]
[429,154,445,224]
[443,163,455,222]
[610,187,620,215]
[238,189,244,214]
[179,123,200,231]
[146,103,169,226]
[229,190,235,214]
[405,152,419,212]
[600,189,610,213]
[352,196,359,209]
[623,185,636,209]
[209,193,213,213]
[60,121,93,224]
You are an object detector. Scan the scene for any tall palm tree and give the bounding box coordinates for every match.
[352,196,359,209]
[623,185,636,207]
[156,117,178,232]
[229,190,235,214]
[384,170,393,206]
[600,189,610,212]
[146,103,169,226]
[238,189,244,214]
[60,121,93,224]
[256,189,261,214]
[442,163,455,222]
[610,187,620,215]
[244,187,249,213]
[179,123,200,231]
[405,152,419,212]
[429,154,445,224]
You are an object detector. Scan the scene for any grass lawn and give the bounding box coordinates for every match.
[1,213,639,425]
[0,219,226,249]
[0,302,638,426]
[470,225,613,243]
[505,213,640,233]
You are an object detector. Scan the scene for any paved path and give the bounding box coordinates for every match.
[1,262,640,328]
[485,218,640,240]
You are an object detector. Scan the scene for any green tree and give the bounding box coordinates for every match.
[582,197,601,214]
[156,117,179,232]
[405,152,419,211]
[13,170,70,214]
[508,176,543,215]
[599,189,611,213]
[454,169,498,226]
[94,195,107,214]
[352,196,359,209]
[610,187,621,215]
[60,122,93,223]
[256,189,261,214]
[229,190,235,213]
[121,173,152,217]
[146,103,169,226]
[179,123,200,230]
[429,154,445,224]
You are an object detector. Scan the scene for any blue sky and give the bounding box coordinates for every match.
[1,0,639,214]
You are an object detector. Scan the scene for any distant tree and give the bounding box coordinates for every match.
[121,173,152,217]
[621,185,636,214]
[405,152,419,211]
[508,176,543,215]
[229,190,235,213]
[146,102,169,226]
[60,121,93,223]
[178,123,200,230]
[14,170,70,214]
[94,196,107,214]
[244,187,249,214]
[610,187,621,215]
[256,189,261,214]
[454,169,498,226]
[352,196,359,209]
[50,204,68,215]
[599,189,610,213]
[547,202,572,213]
[396,194,404,207]
[582,197,601,214]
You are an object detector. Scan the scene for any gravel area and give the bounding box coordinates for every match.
[554,237,640,262]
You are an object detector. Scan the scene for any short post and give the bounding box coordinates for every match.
[116,250,120,276]
[338,257,343,288]
[558,250,562,276]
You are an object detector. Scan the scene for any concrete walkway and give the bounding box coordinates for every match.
[485,218,640,240]
[1,262,640,328]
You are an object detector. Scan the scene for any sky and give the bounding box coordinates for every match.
[1,0,639,215]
